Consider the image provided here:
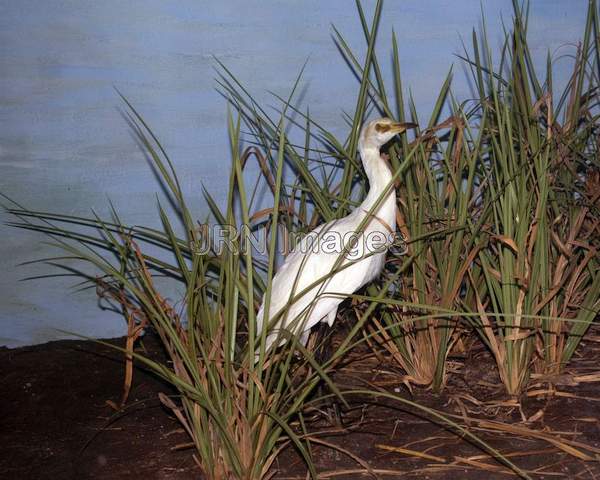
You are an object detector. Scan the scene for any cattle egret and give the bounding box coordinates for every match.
[256,118,416,355]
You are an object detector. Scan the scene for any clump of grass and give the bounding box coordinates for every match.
[463,0,600,395]
[363,63,492,391]
[5,101,344,479]
[363,98,482,390]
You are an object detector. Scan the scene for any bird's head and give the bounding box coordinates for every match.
[360,117,417,149]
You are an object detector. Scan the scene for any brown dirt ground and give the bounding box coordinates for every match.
[1,328,599,480]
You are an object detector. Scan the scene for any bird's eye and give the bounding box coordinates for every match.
[374,123,390,133]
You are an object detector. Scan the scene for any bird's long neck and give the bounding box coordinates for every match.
[357,139,396,229]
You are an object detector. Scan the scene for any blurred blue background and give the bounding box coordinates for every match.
[0,0,587,346]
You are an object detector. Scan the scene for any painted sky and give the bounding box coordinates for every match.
[0,0,589,346]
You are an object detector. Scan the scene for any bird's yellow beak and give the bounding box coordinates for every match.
[389,122,418,134]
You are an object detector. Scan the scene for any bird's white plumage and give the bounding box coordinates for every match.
[256,118,414,353]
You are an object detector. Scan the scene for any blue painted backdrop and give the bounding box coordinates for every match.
[0,1,587,346]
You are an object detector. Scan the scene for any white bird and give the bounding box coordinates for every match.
[256,118,416,355]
